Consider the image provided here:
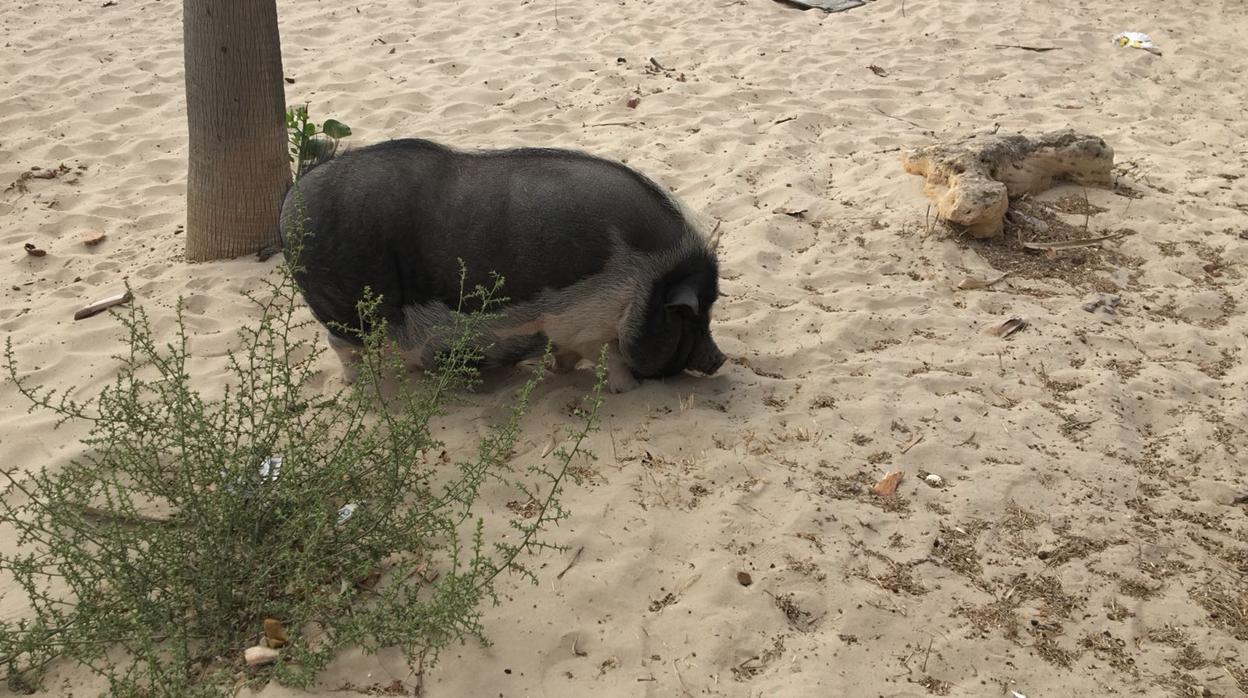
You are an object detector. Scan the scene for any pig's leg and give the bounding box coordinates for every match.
[558,341,637,392]
[550,349,582,374]
[585,341,638,393]
[326,331,362,384]
[606,342,640,393]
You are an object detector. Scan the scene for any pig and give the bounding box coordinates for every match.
[278,138,725,393]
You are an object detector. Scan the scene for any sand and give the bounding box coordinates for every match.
[3,0,1247,695]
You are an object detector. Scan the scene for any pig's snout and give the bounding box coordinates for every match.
[693,340,726,376]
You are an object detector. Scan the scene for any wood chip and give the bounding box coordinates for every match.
[772,207,808,217]
[1020,232,1126,251]
[899,432,925,454]
[955,272,1011,290]
[74,290,133,320]
[1006,208,1050,232]
[992,44,1060,52]
[24,243,46,257]
[985,317,1027,338]
[867,64,888,77]
[871,471,904,496]
[244,645,279,666]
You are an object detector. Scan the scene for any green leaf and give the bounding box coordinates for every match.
[303,123,317,138]
[322,119,352,139]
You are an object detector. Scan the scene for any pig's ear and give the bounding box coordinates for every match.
[664,281,699,315]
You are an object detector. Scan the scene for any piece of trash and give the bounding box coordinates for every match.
[737,571,754,587]
[219,455,284,497]
[900,432,925,454]
[263,618,288,649]
[244,645,279,666]
[1081,294,1120,314]
[83,232,107,246]
[337,502,358,525]
[867,64,888,77]
[924,473,944,488]
[258,455,283,481]
[1021,231,1127,251]
[1006,209,1049,233]
[871,471,904,497]
[354,568,382,590]
[73,290,133,320]
[985,317,1028,338]
[256,244,281,262]
[993,44,1059,52]
[626,96,640,109]
[1114,31,1162,56]
[777,0,866,12]
[23,243,46,257]
[772,206,808,217]
[955,272,1011,291]
[1010,692,1027,698]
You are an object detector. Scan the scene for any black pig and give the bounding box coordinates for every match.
[279,138,725,393]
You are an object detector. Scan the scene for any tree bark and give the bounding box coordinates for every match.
[183,0,290,261]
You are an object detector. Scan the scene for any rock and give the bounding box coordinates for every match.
[263,618,288,649]
[244,645,279,666]
[74,290,133,321]
[901,129,1114,237]
[871,471,904,496]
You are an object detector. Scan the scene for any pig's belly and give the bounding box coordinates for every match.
[393,281,638,370]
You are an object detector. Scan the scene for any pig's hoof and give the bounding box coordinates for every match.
[338,363,360,385]
[607,370,640,394]
[549,351,581,374]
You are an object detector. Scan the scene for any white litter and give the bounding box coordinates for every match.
[337,502,358,525]
[258,455,283,481]
[1114,31,1162,56]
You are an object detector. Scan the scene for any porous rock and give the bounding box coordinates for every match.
[901,129,1114,237]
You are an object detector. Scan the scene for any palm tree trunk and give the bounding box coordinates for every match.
[183,0,290,261]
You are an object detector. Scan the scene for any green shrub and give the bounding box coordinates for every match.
[0,206,601,696]
[285,104,351,179]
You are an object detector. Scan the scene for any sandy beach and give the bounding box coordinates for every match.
[2,0,1247,695]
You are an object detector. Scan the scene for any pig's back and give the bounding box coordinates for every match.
[284,139,694,333]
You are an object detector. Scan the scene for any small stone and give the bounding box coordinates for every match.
[737,571,753,587]
[244,645,279,666]
[871,471,904,496]
[263,618,288,649]
[924,473,944,488]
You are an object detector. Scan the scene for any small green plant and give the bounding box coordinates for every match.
[0,200,602,696]
[286,104,352,179]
